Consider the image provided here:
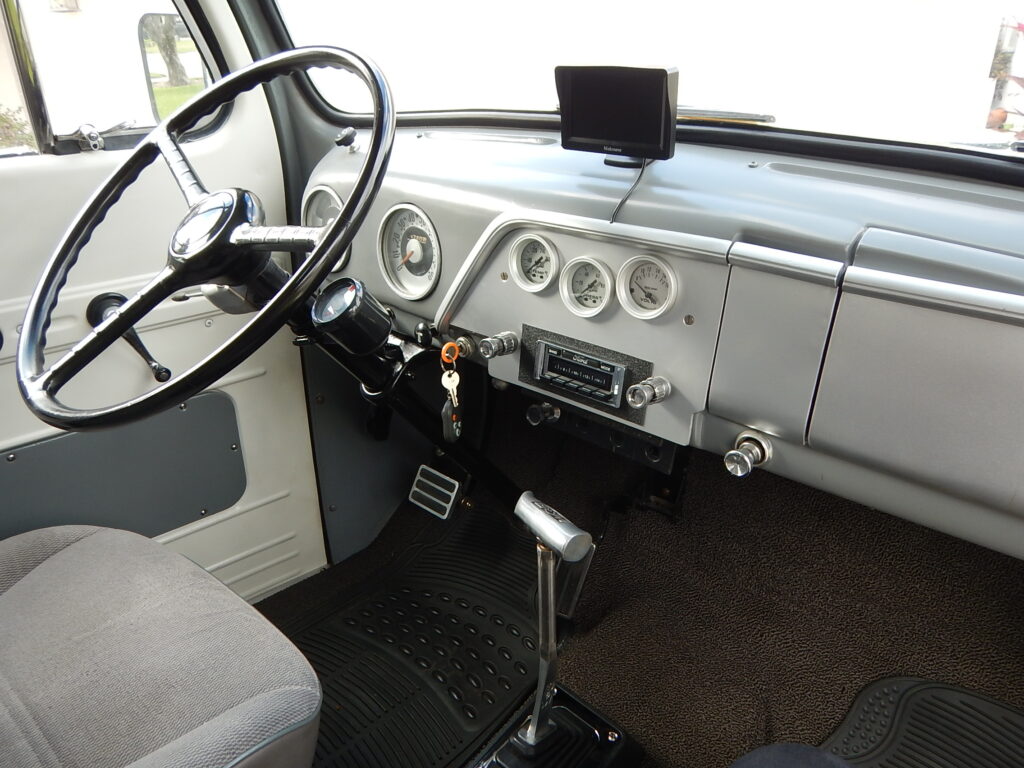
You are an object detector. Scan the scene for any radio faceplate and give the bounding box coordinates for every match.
[518,325,653,425]
[534,342,626,408]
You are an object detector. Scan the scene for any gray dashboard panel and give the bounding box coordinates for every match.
[809,290,1024,514]
[305,125,1024,559]
[708,243,842,442]
[438,212,730,446]
[854,229,1024,295]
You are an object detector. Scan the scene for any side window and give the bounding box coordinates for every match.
[0,9,37,155]
[0,0,211,156]
[139,13,209,122]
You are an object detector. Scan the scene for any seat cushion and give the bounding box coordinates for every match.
[0,526,321,768]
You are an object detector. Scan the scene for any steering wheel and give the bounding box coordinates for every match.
[17,47,394,431]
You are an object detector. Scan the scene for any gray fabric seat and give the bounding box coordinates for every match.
[0,525,321,768]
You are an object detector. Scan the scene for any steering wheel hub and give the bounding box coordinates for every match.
[171,190,238,257]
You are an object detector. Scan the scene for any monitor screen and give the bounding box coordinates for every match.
[555,66,677,160]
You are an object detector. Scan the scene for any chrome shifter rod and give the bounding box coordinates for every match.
[512,492,594,751]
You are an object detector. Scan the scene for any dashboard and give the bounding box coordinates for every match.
[303,126,1024,561]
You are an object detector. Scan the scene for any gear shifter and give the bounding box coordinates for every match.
[504,492,593,759]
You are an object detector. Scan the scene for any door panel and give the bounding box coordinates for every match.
[0,50,326,601]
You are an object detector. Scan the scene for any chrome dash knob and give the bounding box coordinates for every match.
[479,331,519,359]
[724,431,772,477]
[626,376,671,409]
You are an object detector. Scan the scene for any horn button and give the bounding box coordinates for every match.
[168,189,265,285]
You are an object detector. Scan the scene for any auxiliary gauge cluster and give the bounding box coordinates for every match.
[507,233,678,321]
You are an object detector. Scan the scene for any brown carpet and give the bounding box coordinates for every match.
[546,448,1024,768]
[261,388,1024,768]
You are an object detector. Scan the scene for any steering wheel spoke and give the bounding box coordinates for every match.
[155,130,207,207]
[40,266,184,395]
[230,224,323,252]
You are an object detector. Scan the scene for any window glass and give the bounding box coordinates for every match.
[0,10,37,154]
[13,0,208,137]
[139,13,207,121]
[277,0,1024,157]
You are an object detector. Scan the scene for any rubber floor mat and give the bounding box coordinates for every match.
[821,677,1024,767]
[280,506,540,768]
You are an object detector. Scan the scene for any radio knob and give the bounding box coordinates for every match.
[479,331,519,359]
[626,376,671,409]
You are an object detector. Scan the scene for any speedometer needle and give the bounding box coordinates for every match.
[401,249,415,266]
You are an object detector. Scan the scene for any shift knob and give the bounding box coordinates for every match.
[514,492,592,562]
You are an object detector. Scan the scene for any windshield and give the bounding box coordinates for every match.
[277,0,1024,156]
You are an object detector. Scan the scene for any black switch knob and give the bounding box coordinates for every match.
[526,402,560,427]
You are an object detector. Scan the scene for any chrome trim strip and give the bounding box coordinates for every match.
[843,265,1024,325]
[728,242,843,286]
[418,130,557,145]
[434,209,729,333]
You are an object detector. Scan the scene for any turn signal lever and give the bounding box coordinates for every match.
[86,293,171,382]
[503,492,594,760]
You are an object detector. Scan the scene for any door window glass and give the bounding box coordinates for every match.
[1,0,210,151]
[0,11,36,154]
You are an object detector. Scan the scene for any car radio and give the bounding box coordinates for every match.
[517,326,654,425]
[533,341,626,408]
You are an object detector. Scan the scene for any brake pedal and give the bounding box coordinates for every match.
[408,464,461,519]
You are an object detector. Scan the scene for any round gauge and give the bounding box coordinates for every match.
[509,234,559,292]
[616,255,677,319]
[558,257,615,317]
[302,185,348,272]
[378,204,441,300]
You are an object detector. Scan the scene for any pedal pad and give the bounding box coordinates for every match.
[408,465,461,519]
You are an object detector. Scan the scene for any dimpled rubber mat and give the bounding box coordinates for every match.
[287,507,540,768]
[821,677,1024,767]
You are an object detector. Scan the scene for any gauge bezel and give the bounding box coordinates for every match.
[616,254,677,320]
[558,256,615,318]
[509,233,560,293]
[377,203,442,301]
[301,184,349,273]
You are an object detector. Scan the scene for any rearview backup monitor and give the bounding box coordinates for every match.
[555,66,678,161]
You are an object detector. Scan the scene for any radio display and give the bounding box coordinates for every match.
[548,356,614,390]
[533,341,626,408]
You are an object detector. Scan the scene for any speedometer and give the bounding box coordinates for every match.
[378,204,441,300]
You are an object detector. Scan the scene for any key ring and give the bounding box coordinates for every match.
[440,341,460,369]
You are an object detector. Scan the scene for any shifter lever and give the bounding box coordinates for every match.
[514,491,592,563]
[86,293,171,382]
[507,492,594,757]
